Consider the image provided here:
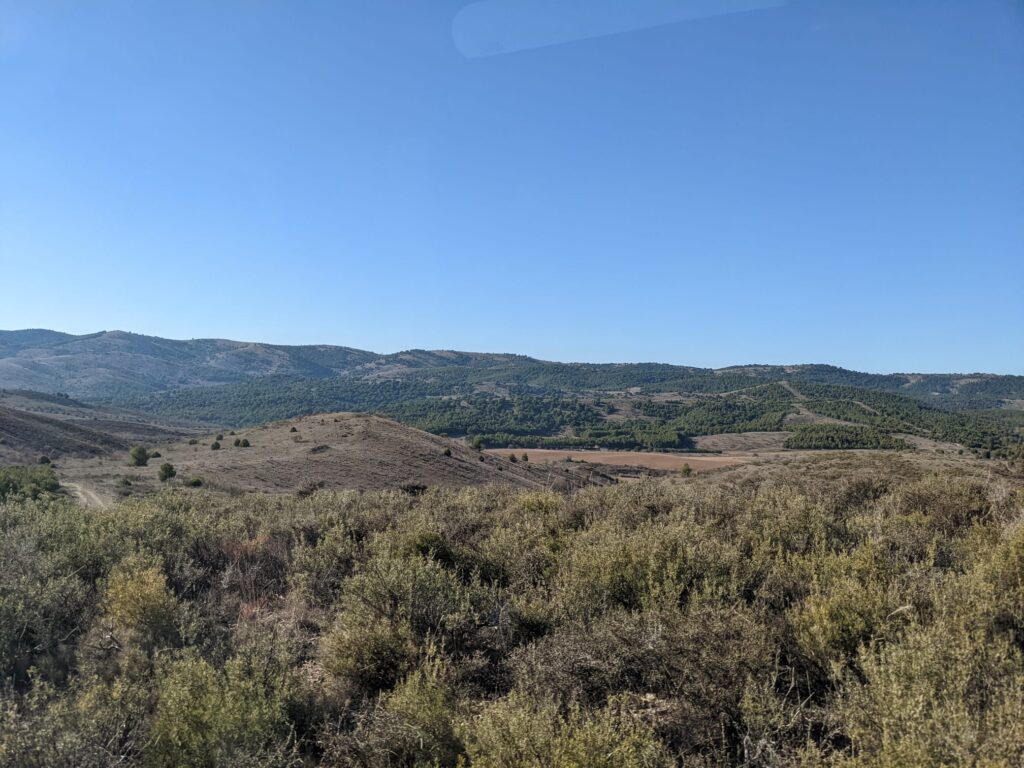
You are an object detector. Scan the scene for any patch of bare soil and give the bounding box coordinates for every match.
[488,449,750,473]
[692,432,790,453]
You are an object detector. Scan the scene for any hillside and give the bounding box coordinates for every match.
[106,377,1024,461]
[57,412,611,502]
[3,329,1023,463]
[0,329,376,396]
[0,390,198,464]
[2,329,1023,409]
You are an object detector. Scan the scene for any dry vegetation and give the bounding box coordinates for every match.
[2,451,1023,766]
[58,413,609,503]
[487,448,750,472]
[0,390,197,465]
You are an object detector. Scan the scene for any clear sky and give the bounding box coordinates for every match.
[1,0,1022,373]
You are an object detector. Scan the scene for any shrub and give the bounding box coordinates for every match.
[158,463,176,482]
[0,458,1021,764]
[321,618,415,699]
[240,438,250,448]
[325,654,462,766]
[0,465,60,501]
[147,645,296,768]
[211,441,221,451]
[102,558,181,651]
[461,693,673,768]
[836,620,1024,765]
[128,445,150,467]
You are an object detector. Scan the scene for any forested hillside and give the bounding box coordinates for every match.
[106,376,1024,459]
[2,455,1023,766]
[3,329,1023,409]
[4,330,1022,460]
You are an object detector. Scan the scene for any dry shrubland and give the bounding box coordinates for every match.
[1,456,1023,766]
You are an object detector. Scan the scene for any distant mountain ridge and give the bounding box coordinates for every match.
[1,328,1022,409]
[0,329,378,396]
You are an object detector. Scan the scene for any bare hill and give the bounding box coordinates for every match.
[58,413,611,502]
[0,390,199,465]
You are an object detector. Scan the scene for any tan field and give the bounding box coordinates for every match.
[485,448,750,472]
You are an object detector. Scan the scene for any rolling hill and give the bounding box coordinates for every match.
[2,329,1023,462]
[0,329,376,396]
[0,389,199,465]
[2,329,1023,408]
[55,412,612,503]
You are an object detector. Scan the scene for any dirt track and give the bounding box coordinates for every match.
[63,481,109,509]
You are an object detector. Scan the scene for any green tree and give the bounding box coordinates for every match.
[158,463,176,482]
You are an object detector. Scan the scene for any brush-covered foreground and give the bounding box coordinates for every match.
[2,456,1024,766]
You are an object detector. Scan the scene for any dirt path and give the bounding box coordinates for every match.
[779,380,806,401]
[63,481,109,509]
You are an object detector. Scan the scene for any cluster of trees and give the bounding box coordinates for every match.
[102,370,1023,459]
[382,396,605,438]
[799,384,1024,459]
[2,463,1024,765]
[637,388,794,436]
[97,352,1024,414]
[108,376,454,427]
[384,387,794,450]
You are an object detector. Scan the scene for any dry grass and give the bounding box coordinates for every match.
[487,448,750,473]
[58,413,611,503]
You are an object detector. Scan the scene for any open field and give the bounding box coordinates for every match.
[485,448,751,472]
[691,431,790,452]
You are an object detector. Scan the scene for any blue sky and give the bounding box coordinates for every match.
[1,0,1022,373]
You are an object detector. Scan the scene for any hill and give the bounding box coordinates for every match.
[56,412,611,503]
[3,329,1023,462]
[0,389,199,465]
[2,329,1023,409]
[0,329,376,396]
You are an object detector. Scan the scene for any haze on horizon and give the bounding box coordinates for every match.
[2,1,1022,374]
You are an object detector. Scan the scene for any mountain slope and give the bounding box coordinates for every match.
[4,329,1023,409]
[0,329,377,396]
[2,329,1023,461]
